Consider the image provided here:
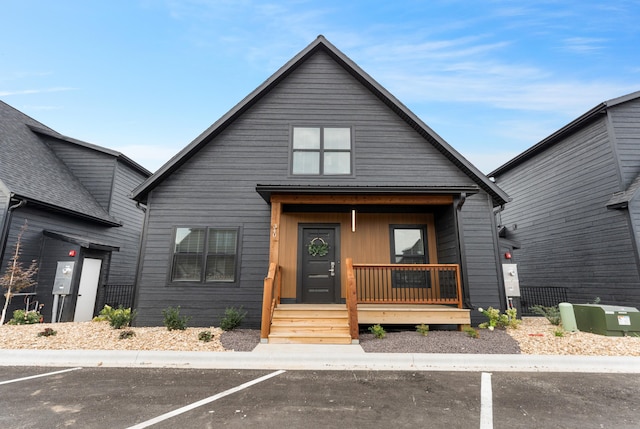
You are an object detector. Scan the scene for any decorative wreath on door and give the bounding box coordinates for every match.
[307,237,329,257]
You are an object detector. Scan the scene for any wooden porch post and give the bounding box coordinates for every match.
[345,258,359,341]
[260,199,282,341]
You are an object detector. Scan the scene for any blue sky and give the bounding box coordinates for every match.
[2,1,639,174]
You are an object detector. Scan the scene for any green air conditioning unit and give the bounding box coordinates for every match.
[573,304,640,337]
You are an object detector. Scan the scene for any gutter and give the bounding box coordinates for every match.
[0,195,27,266]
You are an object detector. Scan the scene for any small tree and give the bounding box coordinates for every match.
[0,222,38,325]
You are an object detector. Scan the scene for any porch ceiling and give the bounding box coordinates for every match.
[256,185,479,204]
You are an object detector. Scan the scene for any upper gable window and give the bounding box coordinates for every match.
[292,127,352,175]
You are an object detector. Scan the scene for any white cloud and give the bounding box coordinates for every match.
[0,87,75,97]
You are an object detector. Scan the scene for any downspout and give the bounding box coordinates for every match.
[490,197,508,312]
[0,195,27,266]
[130,200,149,323]
[454,192,473,308]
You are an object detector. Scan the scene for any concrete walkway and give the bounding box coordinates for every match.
[1,344,639,372]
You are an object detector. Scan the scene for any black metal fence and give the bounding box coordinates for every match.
[520,286,568,316]
[97,284,134,311]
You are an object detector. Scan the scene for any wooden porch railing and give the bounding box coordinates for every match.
[260,263,281,340]
[351,262,463,308]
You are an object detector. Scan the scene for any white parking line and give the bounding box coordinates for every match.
[480,372,493,429]
[0,367,83,386]
[125,369,286,429]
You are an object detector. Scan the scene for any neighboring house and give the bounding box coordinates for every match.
[132,36,510,343]
[0,101,150,323]
[490,91,640,311]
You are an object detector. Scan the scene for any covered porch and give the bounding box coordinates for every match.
[257,187,475,344]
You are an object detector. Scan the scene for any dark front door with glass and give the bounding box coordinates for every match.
[298,225,340,303]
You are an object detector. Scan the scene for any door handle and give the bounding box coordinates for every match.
[329,261,335,277]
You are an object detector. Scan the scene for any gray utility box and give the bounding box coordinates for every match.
[573,304,640,337]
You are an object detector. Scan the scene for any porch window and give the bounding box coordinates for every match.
[292,127,352,175]
[390,225,430,288]
[171,227,239,283]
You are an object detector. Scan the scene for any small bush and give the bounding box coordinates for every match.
[162,306,190,331]
[554,327,565,337]
[219,306,247,331]
[95,305,136,329]
[37,327,57,337]
[368,324,386,339]
[529,305,561,326]
[198,330,213,342]
[463,326,479,338]
[119,329,136,340]
[416,324,429,336]
[8,309,42,325]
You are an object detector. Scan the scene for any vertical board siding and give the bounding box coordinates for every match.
[496,116,640,308]
[135,49,502,327]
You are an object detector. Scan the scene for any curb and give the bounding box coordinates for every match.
[1,348,639,373]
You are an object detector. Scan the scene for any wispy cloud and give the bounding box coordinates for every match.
[562,37,607,54]
[0,87,75,97]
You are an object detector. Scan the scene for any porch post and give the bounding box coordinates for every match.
[261,199,282,341]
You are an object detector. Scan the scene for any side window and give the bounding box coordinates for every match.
[171,227,239,283]
[292,127,352,175]
[390,225,429,288]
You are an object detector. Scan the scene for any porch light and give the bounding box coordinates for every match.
[351,209,356,232]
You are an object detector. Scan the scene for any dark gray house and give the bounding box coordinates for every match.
[132,36,510,343]
[490,91,640,311]
[0,101,150,323]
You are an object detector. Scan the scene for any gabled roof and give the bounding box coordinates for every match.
[0,100,133,226]
[28,125,151,177]
[489,90,640,177]
[132,35,509,206]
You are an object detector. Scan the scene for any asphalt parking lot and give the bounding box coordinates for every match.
[0,367,638,429]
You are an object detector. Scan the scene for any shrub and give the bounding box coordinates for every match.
[198,330,213,342]
[478,306,520,329]
[37,327,57,337]
[554,327,565,337]
[463,326,479,338]
[219,306,247,331]
[529,305,561,326]
[8,309,41,325]
[162,306,190,331]
[416,324,429,336]
[95,305,136,329]
[119,329,136,340]
[368,324,386,339]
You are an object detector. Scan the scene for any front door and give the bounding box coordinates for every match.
[73,258,102,322]
[298,225,340,303]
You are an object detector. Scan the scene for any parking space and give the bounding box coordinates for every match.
[0,367,638,428]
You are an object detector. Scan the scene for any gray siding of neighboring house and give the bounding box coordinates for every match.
[610,100,640,189]
[106,162,147,284]
[495,117,640,308]
[135,50,502,327]
[5,206,115,321]
[43,137,117,211]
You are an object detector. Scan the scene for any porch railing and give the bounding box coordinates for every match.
[351,263,463,307]
[260,263,281,340]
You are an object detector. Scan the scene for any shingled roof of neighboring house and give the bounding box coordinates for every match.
[0,100,148,226]
[132,35,509,206]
